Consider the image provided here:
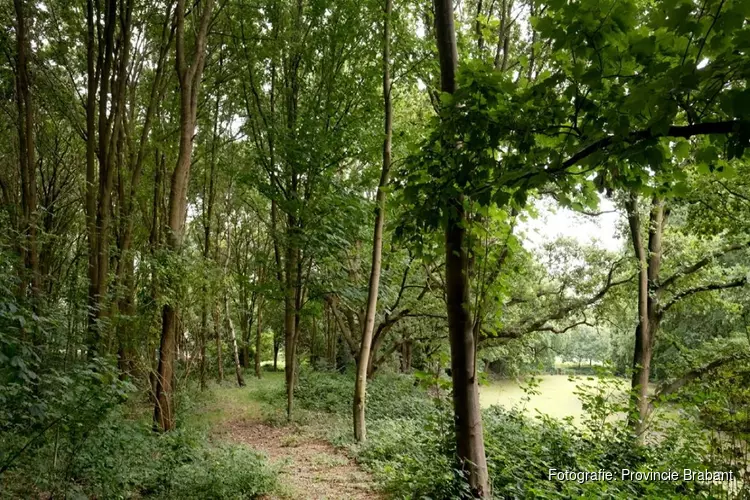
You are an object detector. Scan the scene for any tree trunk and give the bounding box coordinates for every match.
[434,0,489,495]
[13,0,40,301]
[255,296,263,378]
[284,225,298,419]
[310,315,318,367]
[625,195,665,439]
[154,304,177,430]
[226,297,245,387]
[273,340,279,371]
[84,0,99,352]
[353,0,392,443]
[199,310,207,390]
[223,217,245,387]
[494,0,512,71]
[153,0,213,432]
[215,304,224,383]
[400,340,412,373]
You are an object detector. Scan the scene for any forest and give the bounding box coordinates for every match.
[1,0,750,498]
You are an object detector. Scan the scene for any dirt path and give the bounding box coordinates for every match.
[217,418,380,499]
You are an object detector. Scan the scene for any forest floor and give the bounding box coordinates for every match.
[200,373,380,500]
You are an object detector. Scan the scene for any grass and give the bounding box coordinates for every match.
[189,372,286,428]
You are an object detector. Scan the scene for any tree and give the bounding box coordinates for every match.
[12,0,39,301]
[154,0,214,432]
[624,191,749,436]
[433,0,489,495]
[353,0,392,443]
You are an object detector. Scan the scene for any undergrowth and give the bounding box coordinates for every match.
[292,368,725,499]
[1,366,277,499]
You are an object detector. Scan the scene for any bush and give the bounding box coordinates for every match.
[167,444,278,499]
[2,404,278,499]
[357,405,472,499]
[295,368,719,499]
[1,371,278,499]
[294,368,435,421]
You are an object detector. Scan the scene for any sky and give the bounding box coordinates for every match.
[518,196,624,253]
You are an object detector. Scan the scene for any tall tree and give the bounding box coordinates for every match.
[83,0,136,352]
[12,0,40,301]
[353,0,393,443]
[153,0,214,432]
[222,204,245,387]
[433,0,489,495]
[625,192,749,437]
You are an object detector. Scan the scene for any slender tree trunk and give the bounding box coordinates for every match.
[625,194,666,439]
[223,218,245,387]
[226,297,245,387]
[284,223,298,419]
[13,0,40,301]
[494,0,512,71]
[240,299,251,368]
[84,0,99,352]
[200,310,208,390]
[215,304,224,383]
[400,340,412,373]
[310,314,317,367]
[273,339,279,371]
[255,296,263,378]
[434,0,489,495]
[154,0,213,431]
[92,0,124,348]
[353,0,392,443]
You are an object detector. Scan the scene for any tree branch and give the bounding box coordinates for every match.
[486,263,632,340]
[535,318,594,334]
[660,277,747,314]
[659,242,749,290]
[651,351,750,407]
[560,120,749,171]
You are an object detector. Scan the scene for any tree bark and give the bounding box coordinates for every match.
[13,0,40,301]
[434,0,490,495]
[625,194,665,439]
[255,296,263,378]
[353,0,392,443]
[226,297,244,386]
[273,338,279,371]
[84,0,99,352]
[215,304,224,383]
[223,215,245,387]
[284,222,298,419]
[154,0,213,432]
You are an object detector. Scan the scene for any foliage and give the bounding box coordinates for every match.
[296,368,723,499]
[294,368,435,421]
[1,390,277,499]
[3,0,750,496]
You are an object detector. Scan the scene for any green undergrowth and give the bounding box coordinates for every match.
[1,371,278,499]
[288,369,725,499]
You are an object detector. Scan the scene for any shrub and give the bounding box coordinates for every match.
[1,377,278,499]
[294,368,720,499]
[294,368,434,421]
[166,444,278,499]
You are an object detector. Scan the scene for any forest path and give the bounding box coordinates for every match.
[206,374,380,500]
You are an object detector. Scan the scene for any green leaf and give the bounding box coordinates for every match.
[673,140,690,161]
